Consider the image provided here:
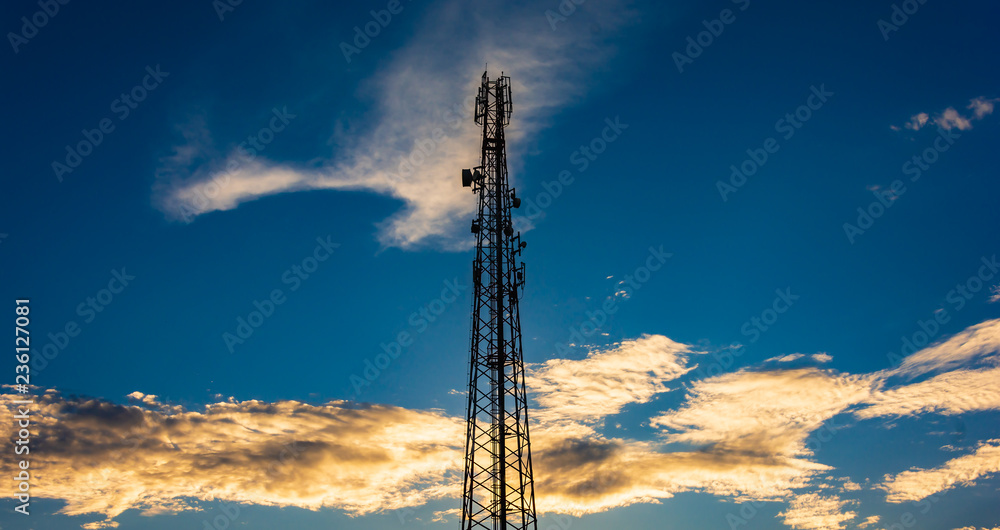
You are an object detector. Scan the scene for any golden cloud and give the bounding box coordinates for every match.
[879,439,1000,503]
[4,318,1000,528]
[1,393,464,527]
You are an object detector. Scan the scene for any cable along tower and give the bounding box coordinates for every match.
[459,71,537,530]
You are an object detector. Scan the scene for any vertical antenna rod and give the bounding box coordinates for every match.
[460,71,536,530]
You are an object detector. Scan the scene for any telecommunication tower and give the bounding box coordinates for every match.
[459,71,537,530]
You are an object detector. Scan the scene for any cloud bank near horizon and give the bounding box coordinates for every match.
[6,319,1000,528]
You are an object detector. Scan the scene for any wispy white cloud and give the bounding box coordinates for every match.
[526,334,694,426]
[841,479,861,491]
[904,112,929,130]
[858,515,880,528]
[651,368,875,457]
[765,353,833,364]
[153,0,633,249]
[879,439,1000,503]
[936,107,973,131]
[768,353,805,362]
[856,367,1000,419]
[887,318,1000,378]
[968,97,998,119]
[776,493,857,530]
[894,97,999,132]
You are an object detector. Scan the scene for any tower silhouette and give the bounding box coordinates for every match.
[459,71,537,530]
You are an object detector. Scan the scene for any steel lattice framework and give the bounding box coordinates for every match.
[459,72,537,530]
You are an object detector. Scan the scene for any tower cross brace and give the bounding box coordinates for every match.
[459,71,537,530]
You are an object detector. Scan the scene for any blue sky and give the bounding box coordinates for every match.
[2,0,1000,528]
